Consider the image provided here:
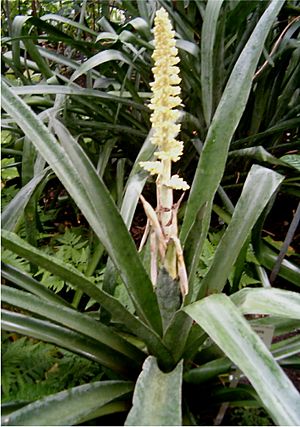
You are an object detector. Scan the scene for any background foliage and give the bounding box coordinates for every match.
[1,0,300,425]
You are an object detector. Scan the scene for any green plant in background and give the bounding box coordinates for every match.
[1,1,300,426]
[2,333,103,404]
[228,407,273,426]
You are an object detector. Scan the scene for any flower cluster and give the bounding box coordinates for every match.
[140,8,189,191]
[139,8,189,296]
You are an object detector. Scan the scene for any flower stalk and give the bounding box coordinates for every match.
[140,8,189,296]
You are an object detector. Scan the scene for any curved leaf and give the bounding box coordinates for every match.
[272,335,300,362]
[201,0,224,126]
[125,356,183,426]
[2,285,145,364]
[11,15,53,79]
[77,400,130,425]
[11,15,31,71]
[1,168,51,231]
[184,357,232,384]
[184,294,300,426]
[1,263,70,307]
[232,288,300,319]
[124,17,151,39]
[41,13,98,36]
[198,165,284,297]
[280,154,300,172]
[176,39,200,57]
[181,0,285,244]
[71,50,132,82]
[1,230,174,368]
[228,146,291,168]
[12,85,148,110]
[1,309,138,378]
[1,81,162,335]
[2,380,133,426]
[256,241,300,287]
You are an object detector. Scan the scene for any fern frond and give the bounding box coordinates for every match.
[1,334,103,403]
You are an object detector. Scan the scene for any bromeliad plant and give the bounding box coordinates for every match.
[2,2,300,426]
[139,8,189,296]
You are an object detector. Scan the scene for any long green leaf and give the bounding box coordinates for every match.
[11,15,31,72]
[51,118,161,331]
[182,200,210,302]
[103,128,155,296]
[22,38,53,79]
[232,288,300,319]
[1,309,137,378]
[272,336,300,362]
[2,380,133,426]
[1,168,51,231]
[120,128,155,227]
[41,13,98,36]
[11,15,53,79]
[198,165,284,296]
[12,85,148,110]
[1,263,70,306]
[181,0,284,244]
[184,294,300,426]
[201,0,224,126]
[2,285,145,364]
[1,80,162,335]
[71,50,132,82]
[228,146,292,168]
[184,357,232,384]
[1,230,174,368]
[232,118,300,147]
[125,356,183,426]
[255,241,300,287]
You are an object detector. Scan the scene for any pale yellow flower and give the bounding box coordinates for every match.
[139,161,163,175]
[140,7,189,191]
[166,175,190,191]
[139,8,189,296]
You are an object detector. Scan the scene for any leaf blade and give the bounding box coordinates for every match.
[201,0,224,126]
[184,294,300,426]
[181,0,285,243]
[1,309,137,378]
[2,380,133,426]
[1,80,162,335]
[71,50,132,82]
[199,165,284,296]
[1,230,173,368]
[2,285,145,364]
[232,288,300,319]
[125,356,183,426]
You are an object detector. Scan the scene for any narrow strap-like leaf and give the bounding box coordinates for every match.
[1,230,174,368]
[181,1,285,244]
[2,285,146,364]
[231,288,300,319]
[201,0,224,126]
[184,294,300,426]
[2,380,133,426]
[1,80,162,335]
[1,309,138,378]
[198,165,284,297]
